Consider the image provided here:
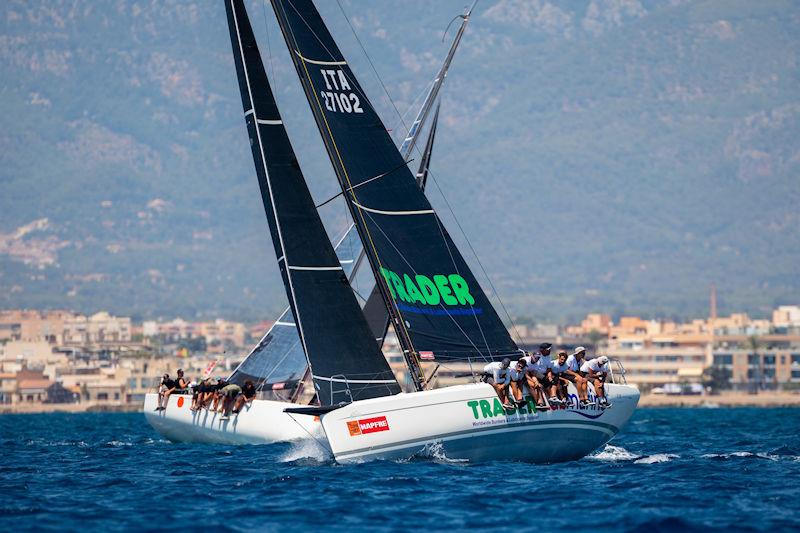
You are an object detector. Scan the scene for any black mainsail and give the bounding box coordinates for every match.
[360,105,443,348]
[224,0,400,404]
[270,0,520,389]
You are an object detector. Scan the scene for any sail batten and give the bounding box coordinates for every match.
[224,0,400,404]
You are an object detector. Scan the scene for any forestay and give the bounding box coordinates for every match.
[270,0,520,368]
[224,0,400,404]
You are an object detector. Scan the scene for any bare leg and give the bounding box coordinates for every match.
[232,395,244,413]
[510,381,523,402]
[162,389,173,411]
[576,377,588,401]
[492,384,508,404]
[594,379,605,399]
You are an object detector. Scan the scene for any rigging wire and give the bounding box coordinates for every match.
[424,164,526,346]
[261,0,276,84]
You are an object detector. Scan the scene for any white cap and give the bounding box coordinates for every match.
[598,356,609,365]
[572,346,586,356]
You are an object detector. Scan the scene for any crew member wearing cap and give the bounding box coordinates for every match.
[581,355,612,407]
[523,343,552,408]
[483,357,513,408]
[565,347,590,407]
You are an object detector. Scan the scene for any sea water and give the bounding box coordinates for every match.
[2,408,799,531]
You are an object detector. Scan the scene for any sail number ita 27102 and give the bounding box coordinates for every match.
[319,68,363,114]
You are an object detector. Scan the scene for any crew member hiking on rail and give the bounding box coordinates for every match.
[508,358,528,407]
[565,347,590,407]
[549,350,570,404]
[482,357,512,409]
[232,380,257,414]
[523,344,552,408]
[581,355,612,408]
[155,373,174,411]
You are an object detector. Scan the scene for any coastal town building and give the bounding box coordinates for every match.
[0,304,798,412]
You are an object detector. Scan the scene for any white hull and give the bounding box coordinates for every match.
[320,382,640,463]
[143,393,323,445]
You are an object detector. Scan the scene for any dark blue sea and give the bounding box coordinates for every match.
[2,408,799,532]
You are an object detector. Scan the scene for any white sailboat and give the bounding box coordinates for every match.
[144,0,465,445]
[269,0,640,463]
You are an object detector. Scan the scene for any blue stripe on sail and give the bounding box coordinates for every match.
[396,304,483,316]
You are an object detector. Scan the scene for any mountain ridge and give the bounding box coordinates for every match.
[1,0,798,323]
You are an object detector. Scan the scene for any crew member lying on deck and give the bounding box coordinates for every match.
[482,357,512,409]
[581,356,611,407]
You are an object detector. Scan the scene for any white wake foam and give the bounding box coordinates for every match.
[701,451,780,461]
[634,453,679,464]
[415,440,468,463]
[588,444,639,461]
[279,438,330,463]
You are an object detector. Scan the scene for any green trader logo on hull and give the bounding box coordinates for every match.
[467,397,538,419]
[379,267,475,307]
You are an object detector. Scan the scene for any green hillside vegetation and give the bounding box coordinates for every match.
[0,0,798,323]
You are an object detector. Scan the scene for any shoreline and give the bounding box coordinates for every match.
[638,391,800,408]
[2,391,800,414]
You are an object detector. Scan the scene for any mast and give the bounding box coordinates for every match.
[399,1,475,158]
[224,0,400,404]
[415,103,440,188]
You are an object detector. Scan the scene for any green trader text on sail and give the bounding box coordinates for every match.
[379,267,475,307]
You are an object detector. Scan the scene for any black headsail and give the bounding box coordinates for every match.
[270,0,520,389]
[224,0,400,404]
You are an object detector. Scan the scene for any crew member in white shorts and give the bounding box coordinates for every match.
[581,355,611,407]
[565,347,590,407]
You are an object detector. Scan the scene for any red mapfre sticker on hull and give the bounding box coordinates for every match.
[347,416,390,436]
